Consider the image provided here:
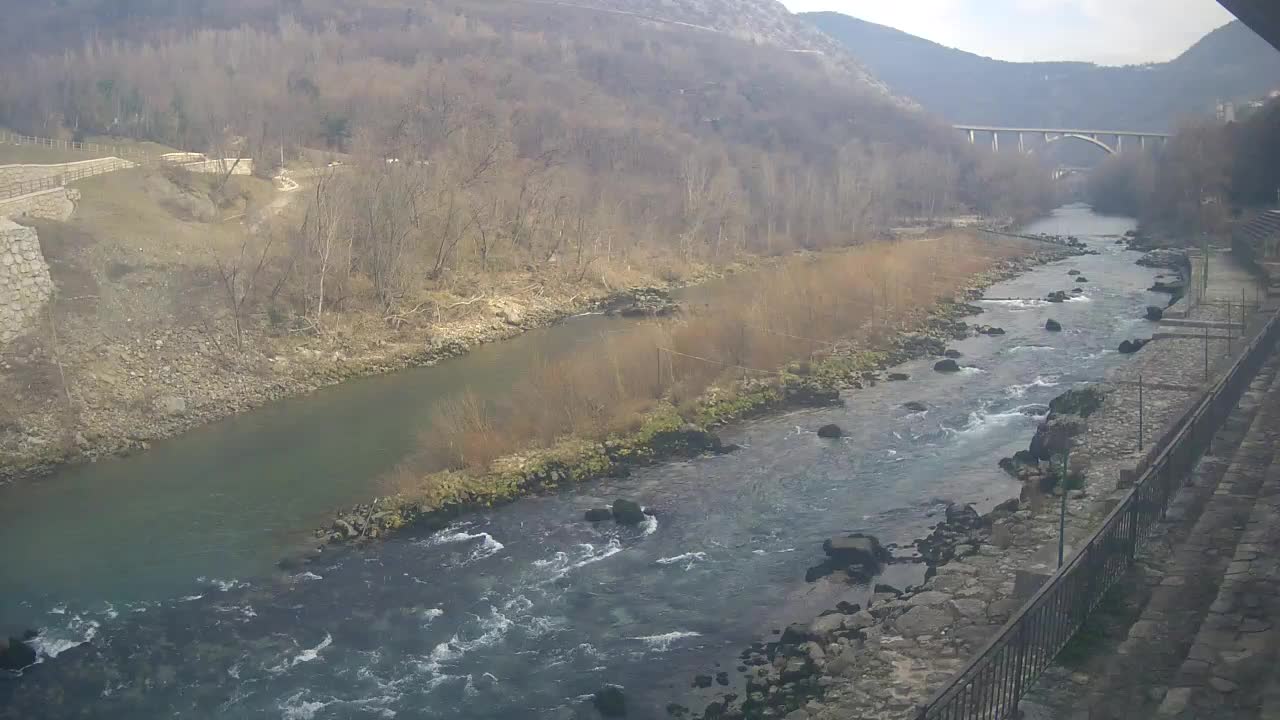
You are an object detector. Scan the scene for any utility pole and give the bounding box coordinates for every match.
[1059,450,1070,569]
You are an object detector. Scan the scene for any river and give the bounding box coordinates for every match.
[0,206,1163,719]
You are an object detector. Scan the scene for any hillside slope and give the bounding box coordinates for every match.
[804,14,1280,130]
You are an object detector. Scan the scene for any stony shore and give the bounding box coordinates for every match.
[672,245,1271,720]
[321,243,1082,544]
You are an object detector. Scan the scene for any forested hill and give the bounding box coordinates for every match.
[804,13,1280,130]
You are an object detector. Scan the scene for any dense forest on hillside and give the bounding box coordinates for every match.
[1087,100,1280,231]
[806,13,1280,130]
[0,0,1054,323]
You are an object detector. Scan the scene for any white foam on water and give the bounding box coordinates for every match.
[179,594,204,602]
[422,606,515,674]
[1008,345,1052,353]
[197,577,247,592]
[628,631,702,652]
[271,633,334,672]
[948,404,1043,439]
[656,551,707,566]
[422,528,505,564]
[296,571,323,582]
[1005,376,1061,398]
[1065,295,1092,303]
[537,538,625,582]
[49,605,66,615]
[29,615,100,661]
[981,298,1044,309]
[279,691,332,720]
[422,608,444,623]
[958,367,986,376]
[641,514,659,536]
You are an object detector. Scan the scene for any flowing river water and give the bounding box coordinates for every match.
[1,206,1165,719]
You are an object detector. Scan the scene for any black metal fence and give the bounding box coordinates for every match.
[915,308,1280,720]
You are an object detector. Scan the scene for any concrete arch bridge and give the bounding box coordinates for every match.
[955,125,1172,155]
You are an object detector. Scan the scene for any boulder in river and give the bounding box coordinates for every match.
[903,401,928,413]
[593,685,627,717]
[934,359,961,373]
[1046,291,1068,303]
[611,499,647,525]
[823,533,892,566]
[1076,276,1090,283]
[977,325,1006,336]
[816,424,844,439]
[0,636,36,671]
[1067,269,1081,276]
[887,372,910,381]
[1146,305,1164,321]
[1118,339,1150,355]
[584,508,613,522]
[1048,386,1106,417]
[944,349,963,359]
[1045,319,1062,332]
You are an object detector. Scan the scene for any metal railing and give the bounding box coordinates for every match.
[915,307,1280,720]
[0,130,159,164]
[0,158,136,201]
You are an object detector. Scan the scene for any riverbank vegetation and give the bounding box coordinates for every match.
[1087,97,1280,234]
[334,232,1049,539]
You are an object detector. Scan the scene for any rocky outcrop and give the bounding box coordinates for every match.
[1118,338,1149,354]
[1146,305,1164,321]
[611,498,647,525]
[1136,248,1188,270]
[1045,319,1062,332]
[807,533,893,583]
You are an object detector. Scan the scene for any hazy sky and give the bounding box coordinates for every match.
[780,0,1237,65]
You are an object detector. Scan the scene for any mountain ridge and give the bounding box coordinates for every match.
[804,13,1280,130]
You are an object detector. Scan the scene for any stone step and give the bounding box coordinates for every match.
[1073,359,1280,720]
[1156,373,1280,719]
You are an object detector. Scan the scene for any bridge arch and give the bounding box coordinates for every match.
[1034,133,1116,155]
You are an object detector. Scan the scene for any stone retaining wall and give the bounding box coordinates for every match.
[0,218,53,343]
[0,187,78,221]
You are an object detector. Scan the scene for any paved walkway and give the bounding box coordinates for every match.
[1025,353,1280,718]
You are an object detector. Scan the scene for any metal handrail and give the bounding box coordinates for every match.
[0,158,136,200]
[915,307,1280,719]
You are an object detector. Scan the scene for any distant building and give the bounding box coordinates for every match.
[1217,100,1237,123]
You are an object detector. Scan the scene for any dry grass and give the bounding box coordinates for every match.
[417,232,1030,473]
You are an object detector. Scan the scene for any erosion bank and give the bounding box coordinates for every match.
[323,238,1077,544]
[690,245,1270,720]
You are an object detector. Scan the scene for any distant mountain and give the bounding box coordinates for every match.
[803,14,1280,130]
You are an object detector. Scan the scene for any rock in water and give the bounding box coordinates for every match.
[611,499,647,525]
[1118,339,1149,355]
[1045,319,1062,332]
[977,325,1006,336]
[1146,305,1164,321]
[1076,276,1090,283]
[0,637,36,671]
[903,401,928,412]
[933,359,961,373]
[817,424,844,439]
[944,349,963,359]
[823,533,891,565]
[584,508,613,522]
[593,685,627,717]
[887,372,910,381]
[1067,269,1081,276]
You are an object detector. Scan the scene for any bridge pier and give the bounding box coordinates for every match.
[1018,132,1025,154]
[992,133,999,152]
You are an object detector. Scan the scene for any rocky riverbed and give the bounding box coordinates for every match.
[669,241,1256,720]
